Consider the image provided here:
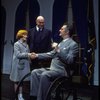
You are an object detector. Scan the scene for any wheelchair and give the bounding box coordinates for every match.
[15,63,90,100]
[15,36,95,100]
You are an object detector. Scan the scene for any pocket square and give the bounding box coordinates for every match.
[63,48,66,50]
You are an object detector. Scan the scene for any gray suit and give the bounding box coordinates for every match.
[30,38,78,100]
[10,39,30,82]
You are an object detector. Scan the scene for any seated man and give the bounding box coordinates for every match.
[30,24,79,100]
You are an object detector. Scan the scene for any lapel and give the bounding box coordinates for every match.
[18,40,28,49]
[40,28,46,40]
[37,28,46,40]
[59,38,72,48]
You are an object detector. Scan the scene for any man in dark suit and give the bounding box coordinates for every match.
[27,16,52,70]
[30,24,79,100]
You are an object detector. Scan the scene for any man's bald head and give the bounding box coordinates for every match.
[36,16,44,21]
[36,16,45,28]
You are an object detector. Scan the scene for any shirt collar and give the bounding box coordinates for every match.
[63,38,70,42]
[36,26,39,31]
[36,26,43,31]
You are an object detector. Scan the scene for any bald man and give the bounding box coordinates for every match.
[27,16,52,70]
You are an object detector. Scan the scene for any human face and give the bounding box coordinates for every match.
[22,34,27,42]
[36,19,45,29]
[59,25,67,37]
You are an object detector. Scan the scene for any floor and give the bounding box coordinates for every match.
[1,74,30,100]
[1,74,99,100]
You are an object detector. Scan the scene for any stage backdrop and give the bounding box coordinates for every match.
[1,0,99,85]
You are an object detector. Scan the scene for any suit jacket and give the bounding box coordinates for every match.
[38,38,79,76]
[10,39,30,82]
[27,27,52,53]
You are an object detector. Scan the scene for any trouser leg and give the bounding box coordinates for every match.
[37,73,51,100]
[37,71,60,100]
[30,68,46,96]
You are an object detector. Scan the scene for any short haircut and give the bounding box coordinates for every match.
[64,24,74,37]
[16,29,28,39]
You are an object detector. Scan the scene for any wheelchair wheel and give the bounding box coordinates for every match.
[45,76,94,100]
[45,76,71,100]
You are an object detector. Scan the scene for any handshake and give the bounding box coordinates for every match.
[28,42,60,60]
[28,52,38,59]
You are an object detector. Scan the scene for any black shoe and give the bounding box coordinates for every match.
[30,96,37,100]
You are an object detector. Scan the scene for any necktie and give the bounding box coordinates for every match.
[39,28,42,32]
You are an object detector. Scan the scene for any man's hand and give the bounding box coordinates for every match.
[31,52,38,59]
[51,42,58,48]
[28,52,38,59]
[55,46,60,53]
